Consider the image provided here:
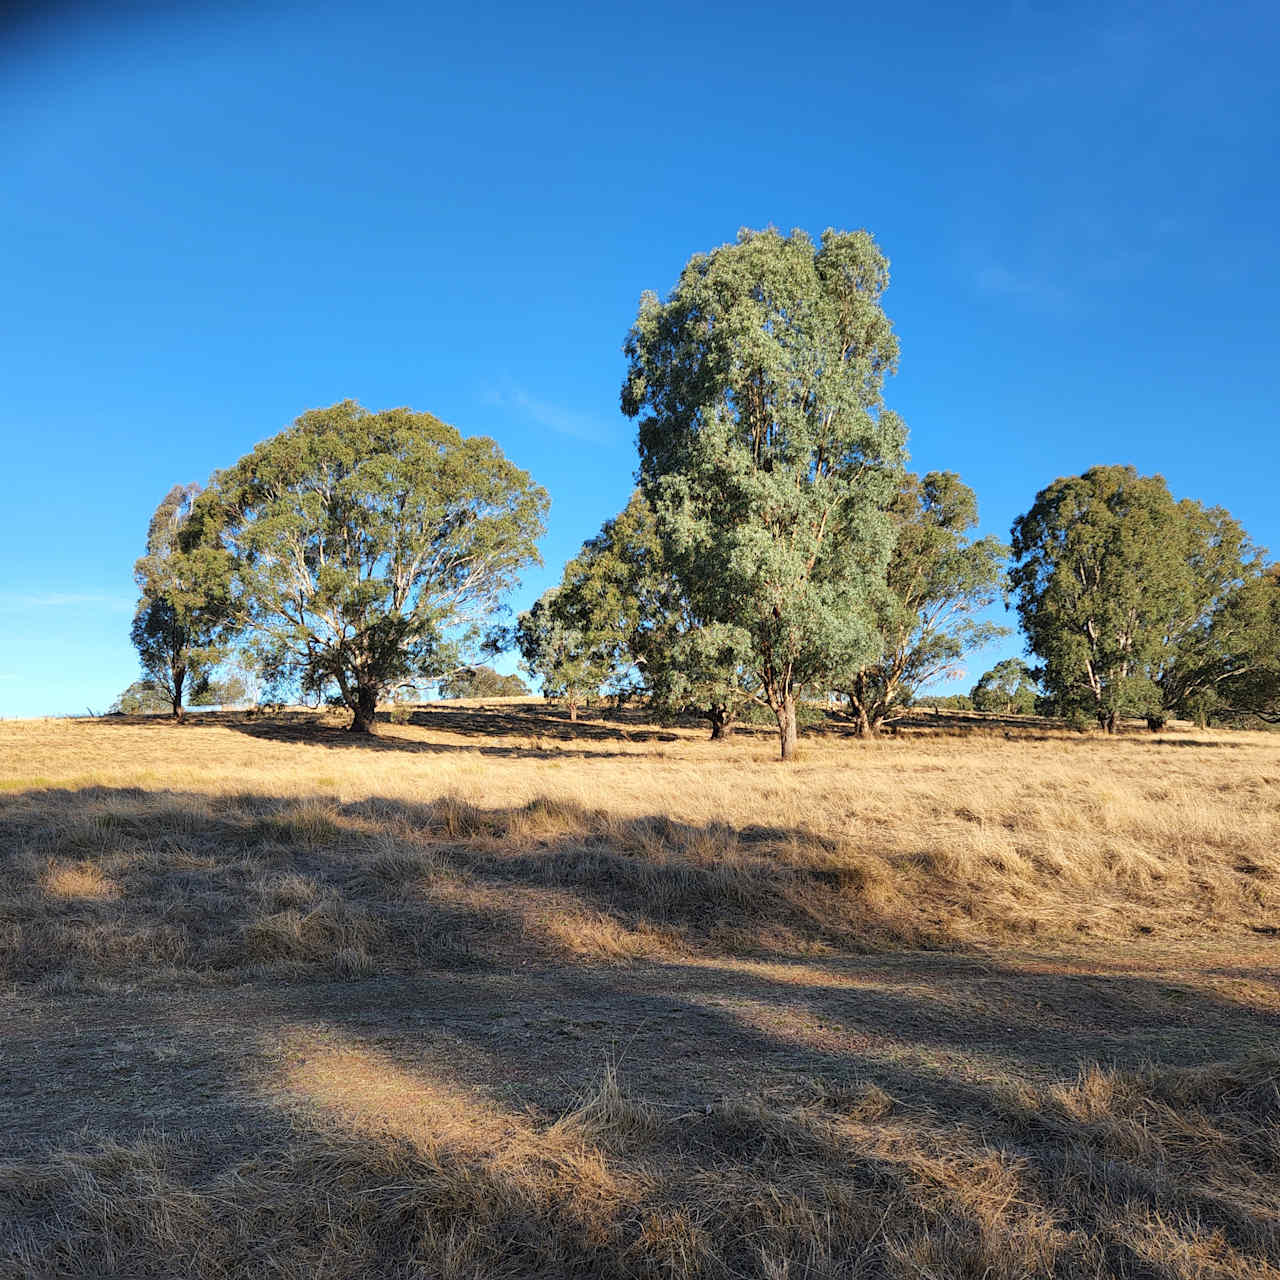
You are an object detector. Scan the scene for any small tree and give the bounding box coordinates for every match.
[511,586,611,721]
[624,227,907,759]
[843,471,1006,736]
[191,671,252,708]
[190,401,547,733]
[131,484,231,721]
[510,494,758,738]
[1009,466,1256,732]
[438,665,529,699]
[971,658,1039,714]
[110,679,171,714]
[575,492,757,739]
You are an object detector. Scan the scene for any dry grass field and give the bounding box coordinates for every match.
[2,703,1278,1278]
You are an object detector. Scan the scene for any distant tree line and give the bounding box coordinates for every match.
[118,226,1279,754]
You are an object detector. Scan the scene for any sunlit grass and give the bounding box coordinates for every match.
[2,705,1279,1277]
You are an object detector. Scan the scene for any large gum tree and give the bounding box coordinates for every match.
[1009,465,1255,732]
[190,400,547,733]
[622,227,906,760]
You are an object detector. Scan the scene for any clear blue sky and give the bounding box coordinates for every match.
[2,0,1277,717]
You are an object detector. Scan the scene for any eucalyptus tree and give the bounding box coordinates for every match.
[131,483,232,720]
[623,227,907,759]
[189,400,547,733]
[971,658,1039,715]
[438,665,529,699]
[1009,466,1256,731]
[509,495,653,720]
[843,470,1006,736]
[1159,564,1280,725]
[593,492,757,739]
[110,679,170,714]
[511,586,612,721]
[511,492,756,735]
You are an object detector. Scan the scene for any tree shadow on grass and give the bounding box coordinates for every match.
[4,782,1277,1047]
[87,705,693,757]
[6,944,1279,1277]
[3,780,1279,1274]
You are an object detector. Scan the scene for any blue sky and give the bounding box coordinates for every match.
[1,0,1277,717]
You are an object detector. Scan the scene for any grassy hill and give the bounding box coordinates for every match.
[2,706,1278,1277]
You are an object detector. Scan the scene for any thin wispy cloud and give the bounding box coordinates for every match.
[974,264,1069,310]
[1,592,133,613]
[484,382,622,445]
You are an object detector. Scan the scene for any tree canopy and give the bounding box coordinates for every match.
[509,500,653,721]
[1009,466,1257,731]
[971,658,1039,715]
[190,400,547,732]
[623,227,907,759]
[1159,564,1280,725]
[511,586,613,721]
[131,483,232,720]
[110,679,171,715]
[515,492,757,737]
[438,665,529,700]
[843,470,1006,736]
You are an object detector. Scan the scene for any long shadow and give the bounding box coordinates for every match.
[226,719,678,759]
[6,775,1279,1273]
[85,706,1256,763]
[10,946,1277,1275]
[6,784,1278,1075]
[90,703,693,747]
[257,959,1279,1269]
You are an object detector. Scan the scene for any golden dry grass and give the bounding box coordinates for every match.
[1,705,1278,1277]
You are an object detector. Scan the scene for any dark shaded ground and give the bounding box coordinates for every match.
[6,944,1278,1154]
[90,699,1223,752]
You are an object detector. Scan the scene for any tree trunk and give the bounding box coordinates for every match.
[1099,709,1117,734]
[348,684,379,734]
[847,696,866,738]
[171,668,185,722]
[847,695,882,739]
[709,707,735,740]
[776,694,798,761]
[569,700,579,723]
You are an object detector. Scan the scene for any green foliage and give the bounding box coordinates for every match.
[438,665,529,699]
[599,493,758,736]
[190,672,251,707]
[1009,466,1257,731]
[111,669,247,714]
[110,679,171,714]
[511,587,611,719]
[1161,565,1280,725]
[844,471,1007,735]
[623,227,907,758]
[923,693,974,712]
[510,491,757,735]
[507,500,647,720]
[131,484,233,720]
[189,400,547,733]
[971,658,1039,715]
